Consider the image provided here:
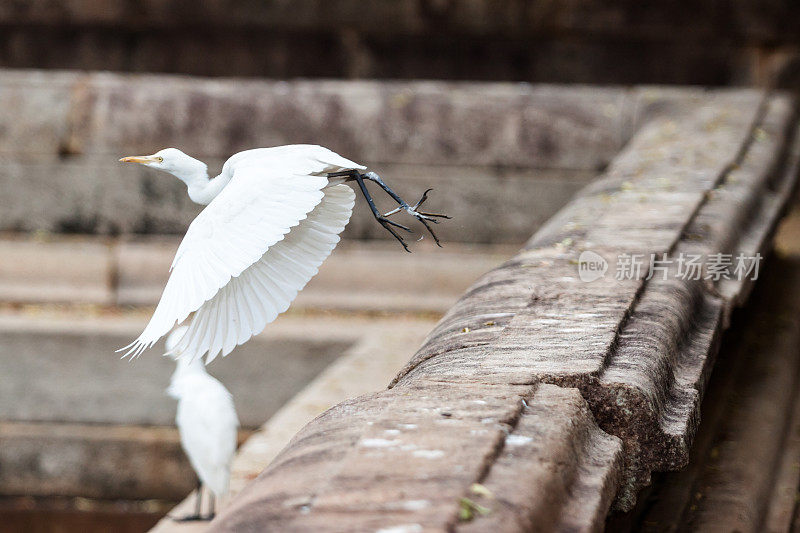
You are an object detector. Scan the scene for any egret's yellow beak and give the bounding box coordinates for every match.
[119,155,160,164]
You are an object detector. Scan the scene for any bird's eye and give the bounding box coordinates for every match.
[157,157,164,162]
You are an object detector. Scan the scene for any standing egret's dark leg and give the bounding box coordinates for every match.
[328,170,450,250]
[172,481,207,522]
[207,493,216,520]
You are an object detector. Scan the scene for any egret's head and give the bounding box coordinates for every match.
[119,148,206,177]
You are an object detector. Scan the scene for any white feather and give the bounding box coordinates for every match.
[186,184,355,363]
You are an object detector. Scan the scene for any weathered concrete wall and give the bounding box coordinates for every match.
[0,71,761,244]
[2,1,800,86]
[1,71,632,243]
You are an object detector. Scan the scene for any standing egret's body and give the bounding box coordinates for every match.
[166,326,239,521]
[119,145,448,363]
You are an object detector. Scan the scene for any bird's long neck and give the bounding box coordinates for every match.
[168,355,207,398]
[187,173,232,205]
[170,354,208,389]
[169,158,231,205]
[174,354,207,376]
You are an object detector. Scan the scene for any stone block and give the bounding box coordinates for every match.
[0,237,112,304]
[212,383,621,533]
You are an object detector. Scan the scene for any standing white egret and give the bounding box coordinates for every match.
[166,326,239,521]
[118,145,448,362]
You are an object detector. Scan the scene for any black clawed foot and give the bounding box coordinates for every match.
[409,189,452,221]
[385,189,451,247]
[379,217,413,233]
[378,218,411,252]
[417,216,442,247]
[384,189,452,223]
[412,188,434,211]
[336,170,450,251]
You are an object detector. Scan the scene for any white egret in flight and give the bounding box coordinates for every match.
[166,326,239,521]
[118,145,448,362]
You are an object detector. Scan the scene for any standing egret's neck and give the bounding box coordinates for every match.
[175,353,206,374]
[168,354,208,398]
[168,156,230,205]
[170,353,207,384]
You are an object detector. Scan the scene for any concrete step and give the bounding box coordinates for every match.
[0,421,237,501]
[0,235,514,314]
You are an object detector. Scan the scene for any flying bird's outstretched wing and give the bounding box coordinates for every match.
[120,147,360,360]
[175,184,354,363]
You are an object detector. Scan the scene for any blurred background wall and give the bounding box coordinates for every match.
[1,0,799,87]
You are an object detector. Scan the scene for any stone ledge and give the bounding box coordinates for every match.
[608,250,800,531]
[213,383,621,533]
[392,92,799,510]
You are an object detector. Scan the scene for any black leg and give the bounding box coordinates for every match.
[207,493,216,520]
[329,170,450,249]
[172,481,209,522]
[331,170,413,252]
[363,172,450,246]
[195,482,202,517]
